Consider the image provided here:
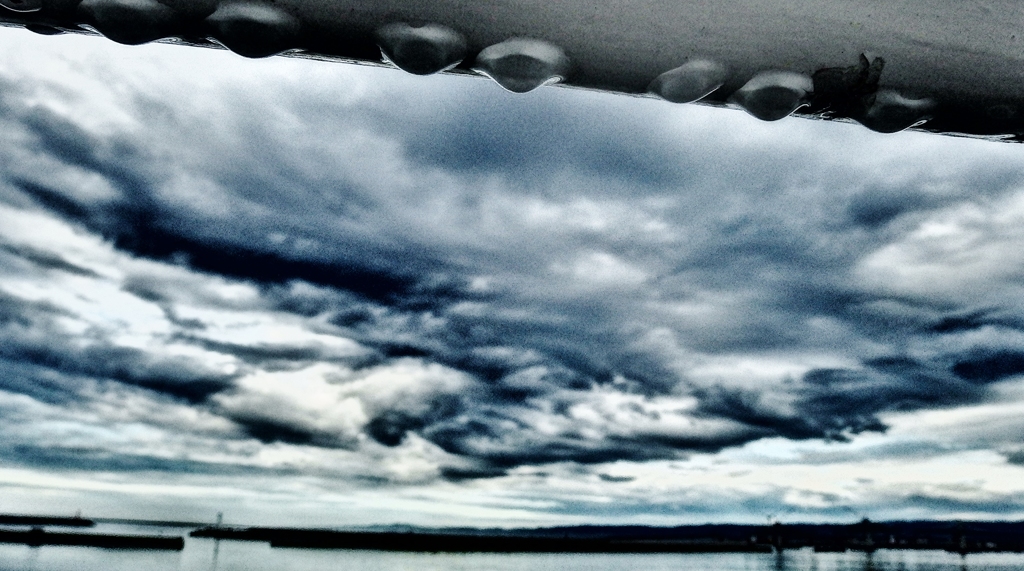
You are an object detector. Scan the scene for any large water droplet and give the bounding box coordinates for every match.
[205,2,300,58]
[0,0,40,12]
[731,71,813,121]
[376,23,466,76]
[648,60,728,104]
[79,0,177,45]
[857,90,934,133]
[474,38,570,93]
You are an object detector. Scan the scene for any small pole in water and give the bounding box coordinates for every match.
[211,511,224,571]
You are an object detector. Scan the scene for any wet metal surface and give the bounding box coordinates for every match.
[1,0,1023,138]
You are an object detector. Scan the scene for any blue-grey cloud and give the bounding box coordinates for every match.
[0,325,235,404]
[3,34,1024,492]
[1,242,100,277]
[952,351,1024,383]
[1,443,297,476]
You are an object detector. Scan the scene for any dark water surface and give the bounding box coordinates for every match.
[1,525,1023,571]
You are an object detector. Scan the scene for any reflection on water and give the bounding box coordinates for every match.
[1,525,1023,571]
[209,539,220,571]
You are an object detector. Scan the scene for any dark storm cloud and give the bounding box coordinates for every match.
[351,368,707,475]
[5,47,1024,484]
[19,106,152,196]
[0,289,69,327]
[696,382,886,445]
[928,309,1007,334]
[0,358,84,406]
[0,242,100,277]
[344,303,641,391]
[842,165,1024,230]
[226,415,357,449]
[844,185,940,228]
[1005,451,1024,465]
[902,493,1024,514]
[529,487,857,520]
[598,474,635,483]
[365,393,463,447]
[0,292,234,403]
[0,337,234,403]
[402,390,763,479]
[263,282,367,318]
[0,295,92,404]
[1,443,298,476]
[810,356,987,412]
[361,89,692,189]
[366,411,429,447]
[6,103,456,308]
[697,355,1010,444]
[424,417,674,477]
[952,351,1024,383]
[796,440,952,466]
[185,335,367,370]
[10,177,93,220]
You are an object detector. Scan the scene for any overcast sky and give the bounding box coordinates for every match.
[3,27,1024,528]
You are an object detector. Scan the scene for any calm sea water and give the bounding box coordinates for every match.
[2,524,1023,571]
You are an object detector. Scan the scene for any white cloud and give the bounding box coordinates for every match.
[856,189,1024,304]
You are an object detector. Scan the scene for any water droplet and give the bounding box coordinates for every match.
[376,23,466,76]
[857,90,934,133]
[79,0,177,45]
[648,60,728,104]
[205,2,300,58]
[0,0,40,13]
[474,38,570,93]
[731,71,813,121]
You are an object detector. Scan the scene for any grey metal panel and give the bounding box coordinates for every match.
[2,0,1022,138]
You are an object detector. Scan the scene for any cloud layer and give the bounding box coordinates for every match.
[2,30,1024,524]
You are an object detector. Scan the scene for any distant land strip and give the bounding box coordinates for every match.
[191,528,772,553]
[190,520,1024,554]
[6,513,1024,554]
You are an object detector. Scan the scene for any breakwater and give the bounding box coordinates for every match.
[190,520,1024,554]
[0,514,94,527]
[0,528,184,550]
[192,527,771,552]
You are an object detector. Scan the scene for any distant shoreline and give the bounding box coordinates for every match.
[190,520,1024,554]
[6,513,1024,555]
[192,527,772,553]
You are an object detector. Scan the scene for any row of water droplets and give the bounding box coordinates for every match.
[379,22,934,133]
[2,0,934,132]
[377,23,569,94]
[2,0,572,91]
[2,0,308,57]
